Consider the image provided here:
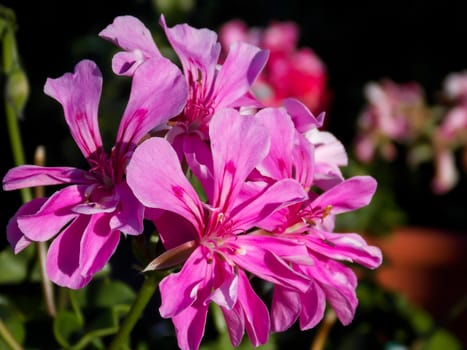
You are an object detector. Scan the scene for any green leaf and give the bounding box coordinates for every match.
[0,298,25,348]
[0,246,34,284]
[422,329,463,350]
[53,310,84,349]
[90,280,136,308]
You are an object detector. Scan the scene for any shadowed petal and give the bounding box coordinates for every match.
[271,285,301,332]
[172,303,209,350]
[46,215,91,289]
[109,182,144,235]
[7,198,46,253]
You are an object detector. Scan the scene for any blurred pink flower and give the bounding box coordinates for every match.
[219,19,330,115]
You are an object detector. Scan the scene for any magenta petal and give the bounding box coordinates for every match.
[271,285,301,332]
[7,198,47,253]
[152,210,198,250]
[214,42,268,109]
[311,175,377,214]
[17,185,84,242]
[3,165,91,191]
[79,214,120,278]
[44,60,103,158]
[298,282,326,330]
[231,178,307,230]
[171,303,208,350]
[109,182,144,235]
[283,98,325,132]
[209,109,270,207]
[160,14,220,88]
[127,137,204,232]
[116,56,187,149]
[306,230,383,269]
[237,270,270,346]
[46,215,91,289]
[221,304,245,347]
[255,107,295,180]
[98,15,160,75]
[159,248,211,318]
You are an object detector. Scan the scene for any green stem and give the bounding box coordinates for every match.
[108,272,162,350]
[0,318,23,350]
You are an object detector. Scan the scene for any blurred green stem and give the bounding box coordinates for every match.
[0,318,23,350]
[2,8,56,318]
[108,272,163,350]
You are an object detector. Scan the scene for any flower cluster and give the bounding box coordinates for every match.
[354,72,467,194]
[218,18,330,115]
[2,14,381,350]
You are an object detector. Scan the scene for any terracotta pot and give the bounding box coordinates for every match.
[362,226,467,344]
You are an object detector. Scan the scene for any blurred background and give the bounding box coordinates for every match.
[1,0,467,349]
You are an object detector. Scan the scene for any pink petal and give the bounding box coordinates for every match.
[255,107,295,180]
[79,214,121,277]
[7,198,47,253]
[159,247,211,318]
[209,109,270,208]
[171,303,208,350]
[98,15,160,76]
[221,304,245,347]
[236,270,270,346]
[126,137,204,233]
[298,282,326,330]
[311,175,377,215]
[152,210,198,250]
[231,178,307,230]
[271,285,301,332]
[283,98,325,132]
[109,182,144,235]
[115,56,187,151]
[3,165,92,191]
[46,215,91,289]
[306,230,383,269]
[44,60,103,159]
[213,42,268,109]
[160,14,220,89]
[17,185,84,242]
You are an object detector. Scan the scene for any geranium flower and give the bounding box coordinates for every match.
[2,57,187,289]
[126,108,310,350]
[100,15,268,153]
[253,106,382,330]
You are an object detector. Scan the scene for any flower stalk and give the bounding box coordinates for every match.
[108,271,164,350]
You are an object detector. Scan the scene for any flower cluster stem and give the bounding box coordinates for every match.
[108,272,162,350]
[0,319,23,350]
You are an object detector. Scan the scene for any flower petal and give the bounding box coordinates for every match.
[109,182,144,235]
[46,215,91,289]
[270,285,301,332]
[209,109,270,208]
[127,137,204,233]
[115,56,187,152]
[213,42,268,109]
[17,185,84,242]
[79,214,121,278]
[3,165,92,191]
[171,303,208,350]
[98,15,160,76]
[44,60,103,159]
[7,198,46,253]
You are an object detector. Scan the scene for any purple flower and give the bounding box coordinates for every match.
[126,108,310,349]
[2,58,187,289]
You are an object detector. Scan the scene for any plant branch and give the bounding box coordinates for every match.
[0,318,23,350]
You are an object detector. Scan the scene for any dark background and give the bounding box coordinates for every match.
[2,0,467,243]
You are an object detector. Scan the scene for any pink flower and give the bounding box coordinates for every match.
[2,58,187,289]
[354,79,426,163]
[219,19,330,114]
[100,15,268,149]
[253,106,382,330]
[126,108,310,349]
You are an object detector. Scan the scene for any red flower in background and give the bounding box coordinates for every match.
[219,19,331,116]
